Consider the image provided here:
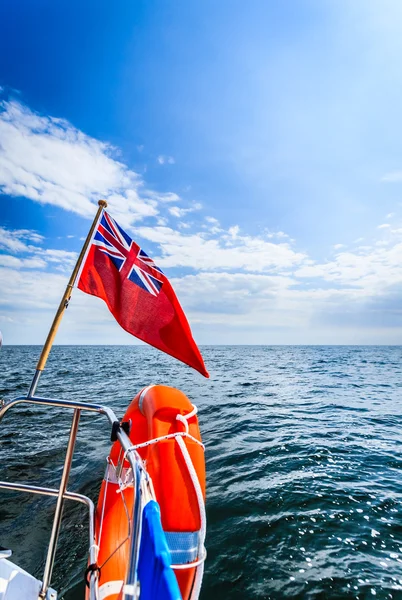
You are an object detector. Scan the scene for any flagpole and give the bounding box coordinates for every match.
[28,199,107,398]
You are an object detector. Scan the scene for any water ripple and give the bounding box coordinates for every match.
[1,345,402,599]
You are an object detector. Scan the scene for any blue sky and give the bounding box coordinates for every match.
[2,0,402,345]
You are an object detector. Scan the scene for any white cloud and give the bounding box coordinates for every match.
[381,171,402,183]
[168,203,202,218]
[148,191,179,203]
[157,155,175,165]
[0,99,178,226]
[333,243,345,250]
[228,225,239,238]
[378,223,390,229]
[43,249,78,269]
[0,226,44,253]
[0,255,47,269]
[203,225,222,234]
[171,271,373,336]
[0,266,66,310]
[137,225,307,272]
[173,271,295,322]
[266,231,290,240]
[203,216,222,234]
[169,206,188,218]
[0,225,77,271]
[3,221,402,344]
[295,241,402,294]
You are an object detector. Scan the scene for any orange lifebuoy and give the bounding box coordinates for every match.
[88,385,206,600]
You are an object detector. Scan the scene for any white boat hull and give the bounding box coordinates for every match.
[0,558,57,600]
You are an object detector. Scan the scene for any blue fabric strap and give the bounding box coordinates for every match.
[138,500,182,600]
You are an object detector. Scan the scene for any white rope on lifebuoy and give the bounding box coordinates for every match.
[175,435,206,600]
[176,404,198,434]
[124,431,204,454]
[173,404,206,600]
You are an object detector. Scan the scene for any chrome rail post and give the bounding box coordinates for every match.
[87,499,99,600]
[0,483,99,599]
[124,460,142,600]
[27,370,42,398]
[39,408,81,599]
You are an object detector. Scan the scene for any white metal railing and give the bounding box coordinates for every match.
[0,394,145,600]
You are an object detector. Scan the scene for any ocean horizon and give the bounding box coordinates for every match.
[4,343,402,347]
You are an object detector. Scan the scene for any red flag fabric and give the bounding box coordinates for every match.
[77,210,209,377]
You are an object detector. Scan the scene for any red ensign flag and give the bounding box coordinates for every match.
[77,211,209,377]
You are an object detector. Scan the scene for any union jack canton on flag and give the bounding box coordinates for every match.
[77,210,209,378]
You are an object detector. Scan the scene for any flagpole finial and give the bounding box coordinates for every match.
[98,199,108,208]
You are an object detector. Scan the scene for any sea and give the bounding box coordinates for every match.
[1,345,402,600]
